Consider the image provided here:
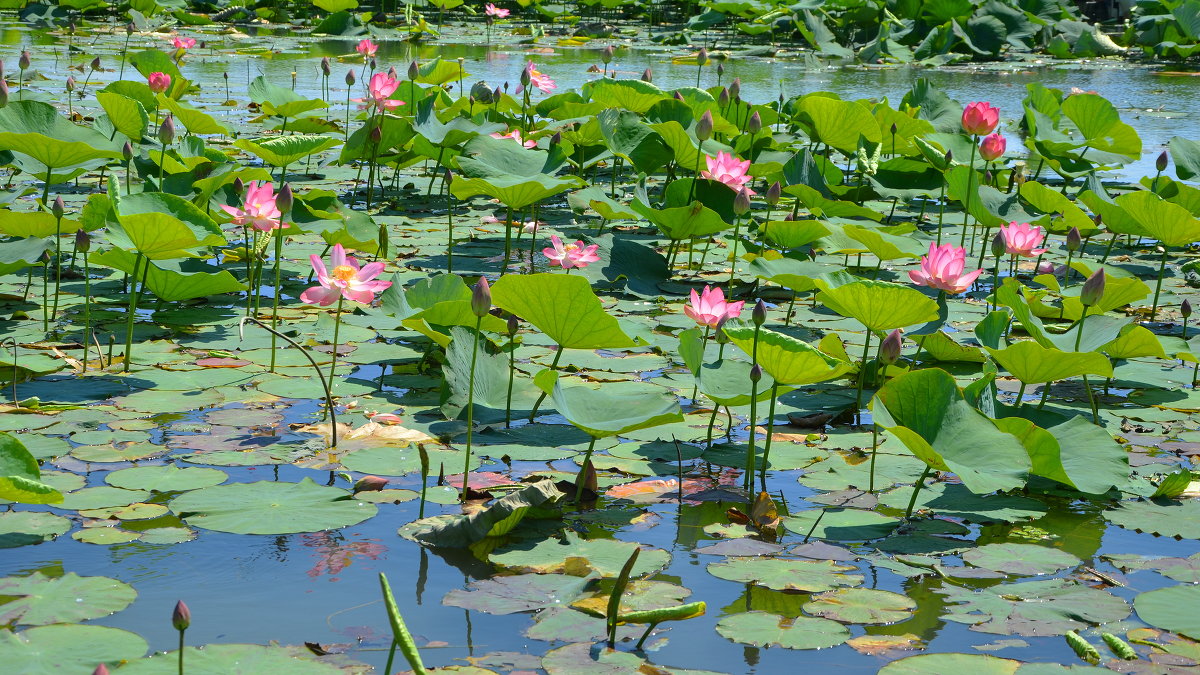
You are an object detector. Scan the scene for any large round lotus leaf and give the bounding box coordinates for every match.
[962,543,1082,576]
[706,559,863,592]
[781,508,899,541]
[1135,585,1200,639]
[112,643,348,674]
[525,607,643,644]
[940,579,1129,636]
[878,483,1047,522]
[169,478,378,535]
[0,512,71,548]
[1104,553,1200,582]
[339,446,481,476]
[178,450,291,466]
[540,641,653,675]
[491,533,670,578]
[112,388,225,414]
[0,624,148,674]
[105,465,228,492]
[72,527,141,545]
[443,573,593,615]
[878,653,1021,675]
[255,374,378,400]
[802,588,916,624]
[70,443,168,463]
[0,572,137,625]
[715,611,851,650]
[70,429,151,445]
[571,580,692,618]
[1104,499,1200,540]
[56,486,152,511]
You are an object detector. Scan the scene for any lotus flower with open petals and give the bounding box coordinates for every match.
[702,151,754,194]
[908,243,983,294]
[301,244,392,306]
[684,285,745,328]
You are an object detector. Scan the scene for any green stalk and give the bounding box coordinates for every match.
[269,230,284,373]
[462,316,482,501]
[122,253,144,373]
[240,317,337,449]
[574,437,597,504]
[446,185,454,274]
[501,206,513,276]
[904,466,933,519]
[868,423,879,492]
[745,324,761,491]
[51,212,62,325]
[328,296,344,385]
[759,383,780,489]
[1073,315,1100,425]
[378,574,428,675]
[80,250,91,369]
[177,627,184,675]
[690,328,710,402]
[727,216,742,293]
[852,329,873,422]
[958,138,977,248]
[527,347,564,421]
[505,335,516,428]
[1150,246,1171,322]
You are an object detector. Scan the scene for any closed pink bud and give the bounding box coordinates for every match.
[353,475,388,492]
[879,329,902,365]
[962,101,999,136]
[979,133,1006,161]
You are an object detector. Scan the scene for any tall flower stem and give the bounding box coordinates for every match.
[575,437,597,503]
[852,329,873,423]
[122,253,144,373]
[269,230,284,373]
[462,316,482,502]
[727,216,743,293]
[446,184,454,274]
[759,383,780,490]
[904,466,933,518]
[80,249,91,369]
[958,138,977,249]
[690,327,710,402]
[328,296,344,385]
[505,333,516,428]
[868,423,880,492]
[744,325,761,491]
[501,206,513,275]
[1150,247,1171,322]
[51,212,62,324]
[1073,316,1100,424]
[527,347,564,421]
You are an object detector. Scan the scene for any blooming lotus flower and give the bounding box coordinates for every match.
[490,129,536,148]
[484,3,509,18]
[365,412,403,425]
[962,101,1000,136]
[220,180,281,232]
[999,222,1048,257]
[979,133,1006,161]
[702,151,754,194]
[352,72,405,112]
[481,214,541,233]
[172,36,196,50]
[908,243,984,295]
[356,38,378,59]
[543,235,600,270]
[516,62,556,95]
[300,244,392,306]
[684,285,745,328]
[147,71,171,93]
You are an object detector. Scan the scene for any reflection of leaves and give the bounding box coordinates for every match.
[1103,552,1200,582]
[939,579,1129,636]
[803,589,916,625]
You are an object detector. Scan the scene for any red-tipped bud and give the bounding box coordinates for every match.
[749,363,762,383]
[276,183,293,214]
[641,68,652,82]
[93,664,109,675]
[75,229,90,253]
[369,125,382,144]
[765,181,781,206]
[19,50,30,70]
[471,277,491,318]
[752,299,766,326]
[507,315,519,336]
[321,56,331,76]
[1065,227,1082,252]
[697,47,708,64]
[158,114,175,145]
[345,69,356,86]
[65,76,75,92]
[51,196,64,219]
[408,60,420,80]
[1080,269,1105,308]
[1157,150,1169,173]
[696,110,713,142]
[232,177,244,196]
[172,601,190,631]
[733,187,751,216]
[0,78,9,107]
[718,88,729,108]
[879,329,902,365]
[747,111,761,135]
[90,56,101,72]
[122,141,133,161]
[1183,299,1193,319]
[728,77,741,100]
[991,230,1006,258]
[353,475,388,492]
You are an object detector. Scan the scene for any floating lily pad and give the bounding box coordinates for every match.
[139,527,197,545]
[0,512,71,548]
[1104,499,1200,540]
[56,487,152,511]
[443,574,593,615]
[879,483,1047,523]
[781,508,899,540]
[962,544,1082,576]
[1103,553,1200,582]
[706,558,863,592]
[940,579,1129,636]
[0,624,148,674]
[0,572,137,626]
[78,502,168,520]
[1135,585,1200,639]
[72,527,141,545]
[715,611,851,650]
[112,643,349,674]
[70,443,167,463]
[177,450,291,466]
[491,533,670,578]
[111,388,225,414]
[105,465,228,492]
[525,607,643,644]
[879,653,1021,674]
[802,588,917,624]
[169,478,378,535]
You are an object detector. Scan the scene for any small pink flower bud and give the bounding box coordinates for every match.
[172,601,190,631]
[471,277,491,318]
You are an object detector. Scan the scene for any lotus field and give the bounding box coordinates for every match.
[2,4,1200,674]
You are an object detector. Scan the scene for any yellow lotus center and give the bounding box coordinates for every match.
[565,244,580,253]
[331,265,357,282]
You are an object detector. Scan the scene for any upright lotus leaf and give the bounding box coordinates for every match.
[0,432,62,505]
[587,78,669,114]
[993,415,1128,494]
[984,341,1112,385]
[1060,93,1141,164]
[442,325,538,420]
[630,192,731,240]
[233,135,342,169]
[96,91,149,142]
[455,133,571,178]
[1019,181,1100,234]
[649,120,735,173]
[721,320,852,385]
[597,109,672,174]
[1115,190,1200,247]
[697,359,790,406]
[157,95,231,136]
[248,75,328,120]
[788,184,884,221]
[798,96,882,156]
[871,369,1031,493]
[551,382,683,439]
[761,220,831,251]
[490,273,637,349]
[398,480,564,547]
[0,101,123,171]
[450,172,583,210]
[106,189,225,259]
[89,248,245,301]
[995,279,1053,347]
[412,97,504,150]
[817,280,940,331]
[1169,135,1200,180]
[0,237,49,275]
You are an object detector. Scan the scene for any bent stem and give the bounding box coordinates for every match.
[379,573,428,675]
[527,346,565,421]
[463,316,482,502]
[240,317,338,449]
[905,466,933,519]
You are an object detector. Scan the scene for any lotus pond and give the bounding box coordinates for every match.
[4,5,1200,675]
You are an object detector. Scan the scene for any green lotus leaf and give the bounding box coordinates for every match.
[0,432,61,505]
[817,279,939,331]
[444,573,592,615]
[106,189,226,259]
[716,611,850,650]
[491,273,637,349]
[962,543,1083,576]
[233,135,341,168]
[113,643,347,674]
[798,96,882,156]
[721,319,852,385]
[1115,190,1200,248]
[696,358,788,406]
[90,248,245,301]
[985,340,1112,384]
[940,578,1129,636]
[0,624,148,674]
[0,236,49,274]
[707,558,863,592]
[104,465,227,492]
[492,532,670,577]
[781,508,900,541]
[96,91,149,141]
[0,572,136,626]
[1104,498,1200,540]
[879,653,1020,675]
[801,588,916,624]
[400,480,564,547]
[1134,585,1200,639]
[157,94,231,135]
[169,478,378,535]
[550,381,682,439]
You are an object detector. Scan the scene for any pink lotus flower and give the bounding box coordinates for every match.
[352,72,405,112]
[490,129,536,148]
[365,411,403,424]
[999,222,1048,257]
[356,39,378,59]
[172,36,196,50]
[543,235,600,270]
[300,244,392,306]
[485,3,509,18]
[684,285,745,328]
[979,133,1006,161]
[481,214,541,233]
[220,181,282,232]
[962,101,1000,136]
[908,243,984,295]
[147,72,171,94]
[516,62,556,95]
[702,151,754,194]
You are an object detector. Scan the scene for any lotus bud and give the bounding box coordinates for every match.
[90,56,101,72]
[471,277,491,318]
[601,45,614,64]
[68,21,75,34]
[65,76,75,92]
[126,22,135,35]
[991,230,1006,258]
[1093,213,1102,227]
[697,47,707,64]
[729,77,741,100]
[158,114,175,145]
[507,315,518,336]
[944,149,953,165]
[122,141,133,161]
[93,665,109,675]
[696,110,713,142]
[1184,299,1193,319]
[493,86,502,100]
[1065,227,1082,252]
[444,169,454,186]
[276,183,293,214]
[984,170,993,185]
[641,67,652,82]
[232,176,244,197]
[890,122,897,136]
[733,187,751,216]
[19,50,30,70]
[673,91,685,102]
[718,87,729,108]
[0,78,8,107]
[749,363,762,383]
[345,69,356,86]
[321,56,331,76]
[1037,261,1056,275]
[1157,150,1168,173]
[879,329,902,365]
[370,57,376,71]
[408,60,420,80]
[386,66,397,80]
[520,65,531,87]
[369,125,383,145]
[503,81,509,92]
[172,601,190,631]
[353,475,388,492]
[766,181,781,206]
[550,131,561,146]
[752,299,766,326]
[747,111,761,135]
[1080,269,1105,307]
[51,196,64,219]
[75,229,90,253]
